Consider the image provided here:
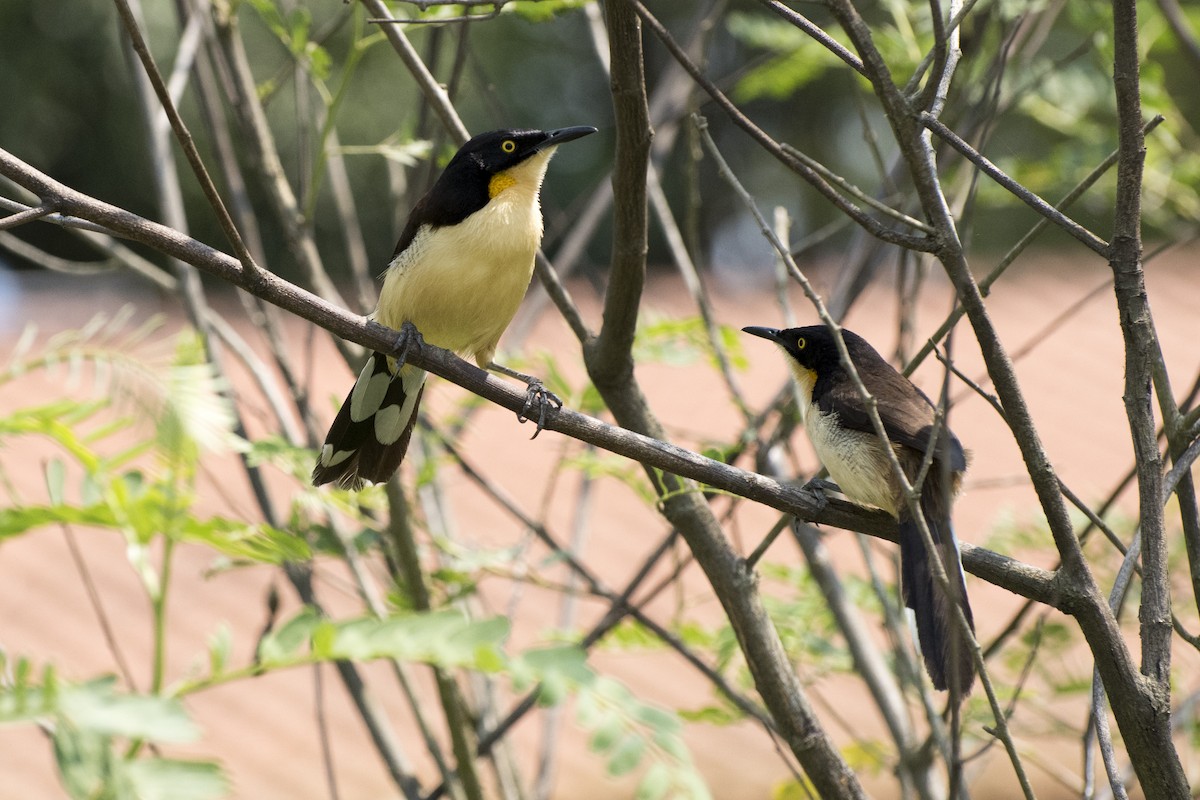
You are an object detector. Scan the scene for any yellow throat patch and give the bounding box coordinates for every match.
[488,172,517,198]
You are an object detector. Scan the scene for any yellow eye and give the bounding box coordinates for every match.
[796,337,806,350]
[501,139,516,153]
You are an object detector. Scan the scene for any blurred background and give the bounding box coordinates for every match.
[3,1,1197,285]
[2,1,1200,798]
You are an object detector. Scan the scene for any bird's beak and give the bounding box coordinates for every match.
[536,126,598,152]
[742,325,782,343]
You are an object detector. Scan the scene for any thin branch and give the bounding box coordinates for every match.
[358,0,470,143]
[789,520,939,800]
[382,482,486,800]
[0,194,123,236]
[587,0,653,378]
[210,4,349,314]
[0,202,55,230]
[815,5,1167,787]
[630,0,937,253]
[778,144,936,234]
[112,0,262,280]
[60,523,138,690]
[756,0,865,76]
[369,7,503,25]
[0,144,1064,600]
[533,466,594,800]
[1156,0,1200,75]
[439,434,776,727]
[1110,0,1172,691]
[918,113,1110,256]
[904,116,1164,376]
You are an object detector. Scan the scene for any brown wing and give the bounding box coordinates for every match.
[817,346,966,472]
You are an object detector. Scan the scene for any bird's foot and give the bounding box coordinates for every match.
[518,379,562,438]
[488,361,562,437]
[802,477,839,510]
[391,321,426,370]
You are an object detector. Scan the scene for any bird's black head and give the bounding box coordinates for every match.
[405,126,595,235]
[742,324,863,372]
[448,126,597,177]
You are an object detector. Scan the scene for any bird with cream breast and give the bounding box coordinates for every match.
[744,323,976,694]
[313,126,596,489]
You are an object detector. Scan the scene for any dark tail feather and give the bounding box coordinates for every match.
[312,354,426,489]
[899,498,975,694]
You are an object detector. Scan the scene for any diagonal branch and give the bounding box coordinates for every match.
[112,0,262,281]
[918,113,1110,256]
[0,144,1061,598]
[630,0,937,253]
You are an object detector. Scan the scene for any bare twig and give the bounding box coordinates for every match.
[0,202,55,230]
[904,116,1165,376]
[0,143,1064,591]
[631,0,937,253]
[1109,0,1172,695]
[756,0,865,76]
[357,0,470,143]
[918,113,1109,256]
[112,0,262,280]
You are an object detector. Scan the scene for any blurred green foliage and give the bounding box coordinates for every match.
[725,0,1200,250]
[4,0,1197,290]
[0,312,713,798]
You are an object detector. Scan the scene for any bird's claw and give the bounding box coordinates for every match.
[803,477,839,510]
[518,380,562,439]
[392,321,426,370]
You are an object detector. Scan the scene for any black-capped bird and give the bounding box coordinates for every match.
[743,324,975,693]
[313,126,596,489]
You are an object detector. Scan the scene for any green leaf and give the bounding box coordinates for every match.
[678,704,742,726]
[177,517,309,565]
[607,733,648,777]
[156,348,240,458]
[208,625,231,677]
[772,777,817,800]
[600,619,663,651]
[588,712,624,753]
[258,610,511,671]
[634,704,681,735]
[311,620,338,659]
[653,729,691,762]
[259,608,321,665]
[725,13,842,101]
[0,660,57,723]
[507,0,590,22]
[44,458,66,505]
[127,759,228,800]
[636,762,672,800]
[53,725,136,800]
[60,679,199,743]
[514,645,594,689]
[676,769,714,799]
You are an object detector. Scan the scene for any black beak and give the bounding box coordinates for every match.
[742,325,782,343]
[535,125,597,151]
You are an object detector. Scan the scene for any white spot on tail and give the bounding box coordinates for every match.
[374,405,403,445]
[350,360,391,422]
[319,443,354,467]
[373,368,425,445]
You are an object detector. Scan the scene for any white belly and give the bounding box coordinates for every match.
[805,407,900,517]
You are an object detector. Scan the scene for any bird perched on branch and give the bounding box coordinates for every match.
[743,324,976,694]
[313,125,596,489]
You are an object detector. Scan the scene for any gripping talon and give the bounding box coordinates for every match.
[392,321,425,370]
[518,380,562,438]
[803,477,839,511]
